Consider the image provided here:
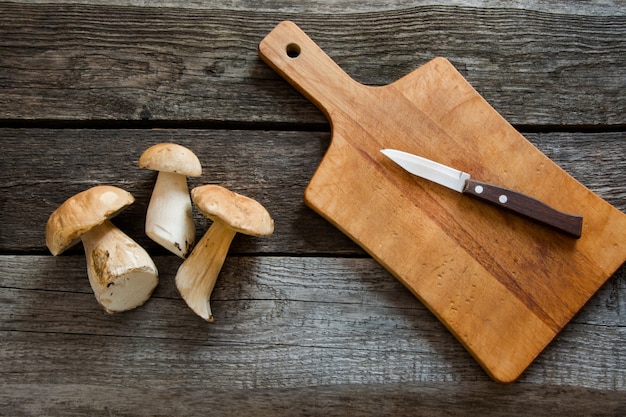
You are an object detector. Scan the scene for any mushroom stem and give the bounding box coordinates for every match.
[175,220,236,322]
[81,219,159,313]
[145,171,196,258]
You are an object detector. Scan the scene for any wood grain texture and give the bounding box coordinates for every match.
[0,2,625,125]
[1,383,625,417]
[10,0,626,15]
[259,21,626,382]
[1,255,625,415]
[1,0,624,413]
[0,128,623,254]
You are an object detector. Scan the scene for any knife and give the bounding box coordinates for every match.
[381,149,583,238]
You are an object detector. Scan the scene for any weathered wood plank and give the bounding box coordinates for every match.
[1,382,624,417]
[1,129,624,254]
[1,1,624,414]
[0,128,356,255]
[1,256,624,384]
[0,3,624,125]
[11,0,626,15]
[1,255,624,415]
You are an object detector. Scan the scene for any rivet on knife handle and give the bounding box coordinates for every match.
[381,149,583,239]
[463,179,583,238]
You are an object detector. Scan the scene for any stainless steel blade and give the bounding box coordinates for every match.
[381,149,470,193]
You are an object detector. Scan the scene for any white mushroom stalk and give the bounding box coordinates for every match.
[174,219,236,321]
[175,185,274,322]
[81,219,159,313]
[145,170,195,257]
[46,185,159,313]
[139,143,202,259]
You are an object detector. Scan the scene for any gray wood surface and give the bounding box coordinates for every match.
[1,255,625,415]
[2,129,624,253]
[1,0,625,415]
[1,2,625,125]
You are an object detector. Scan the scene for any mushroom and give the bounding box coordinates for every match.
[175,184,274,322]
[139,143,202,258]
[46,185,159,313]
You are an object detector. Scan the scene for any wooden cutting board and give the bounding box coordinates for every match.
[259,21,626,383]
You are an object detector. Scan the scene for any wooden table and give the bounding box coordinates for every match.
[1,1,624,415]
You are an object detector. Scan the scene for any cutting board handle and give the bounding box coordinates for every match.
[259,21,362,119]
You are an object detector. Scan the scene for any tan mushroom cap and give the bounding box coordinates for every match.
[46,185,135,256]
[138,143,202,177]
[191,185,274,236]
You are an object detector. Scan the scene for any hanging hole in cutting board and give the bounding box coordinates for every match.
[286,43,301,58]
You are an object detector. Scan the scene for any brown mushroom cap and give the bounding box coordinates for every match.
[191,185,274,236]
[138,143,202,177]
[45,185,135,256]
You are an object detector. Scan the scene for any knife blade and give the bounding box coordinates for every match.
[381,149,583,238]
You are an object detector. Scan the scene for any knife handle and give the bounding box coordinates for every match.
[463,179,583,238]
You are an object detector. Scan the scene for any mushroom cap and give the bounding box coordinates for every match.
[191,185,274,236]
[46,185,135,256]
[138,143,202,177]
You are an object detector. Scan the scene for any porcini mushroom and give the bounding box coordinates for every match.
[46,185,159,313]
[139,143,202,258]
[175,184,274,321]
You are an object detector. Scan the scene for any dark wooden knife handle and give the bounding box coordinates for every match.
[463,179,583,238]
